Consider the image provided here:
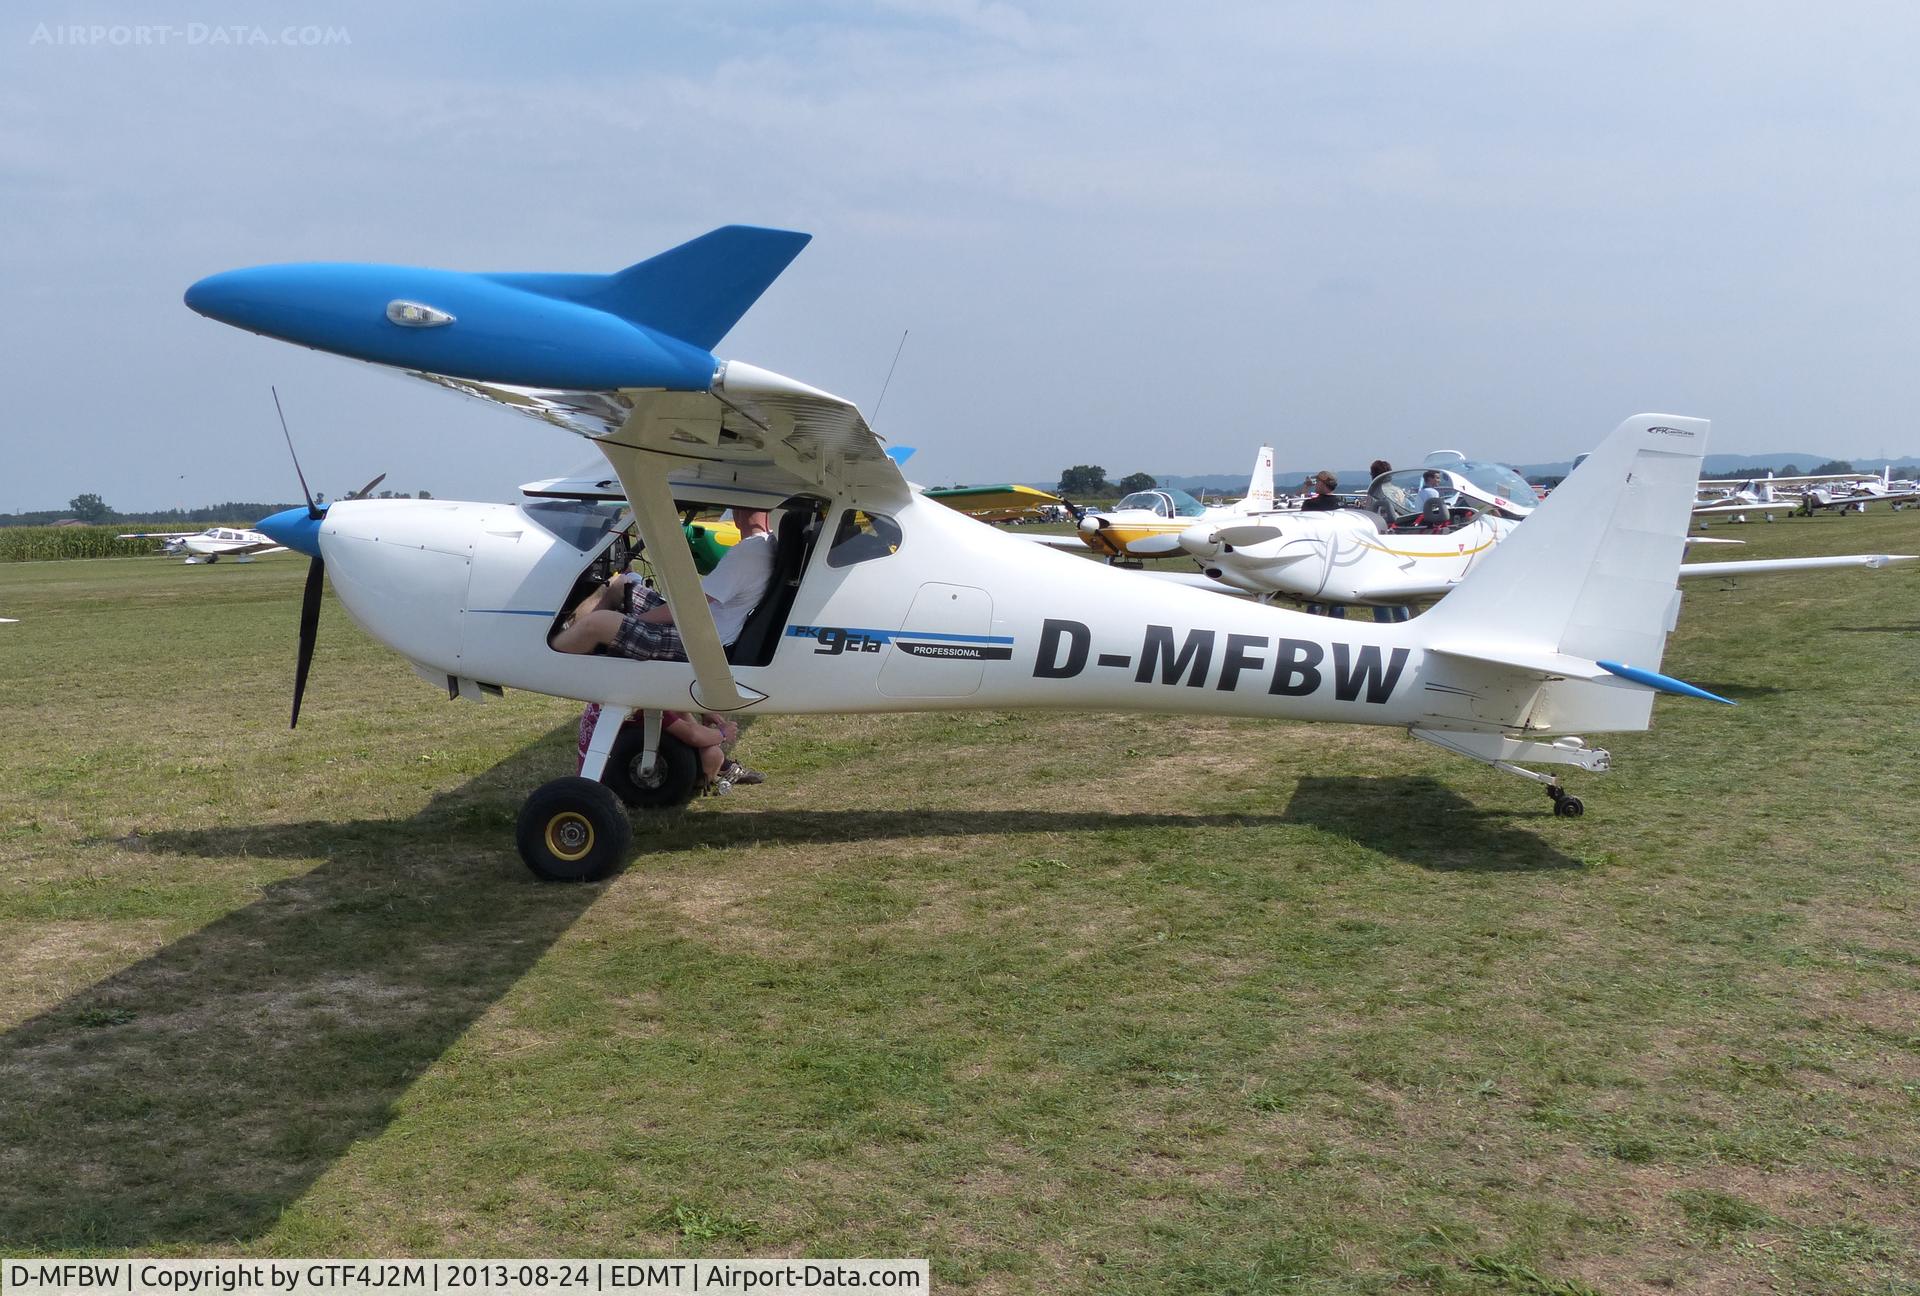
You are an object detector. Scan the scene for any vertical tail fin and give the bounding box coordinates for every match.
[1243,445,1275,511]
[1417,414,1708,671]
[511,225,812,352]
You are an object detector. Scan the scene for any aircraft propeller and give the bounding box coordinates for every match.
[266,387,384,729]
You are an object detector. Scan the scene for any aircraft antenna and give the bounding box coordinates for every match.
[870,329,909,428]
[272,386,318,518]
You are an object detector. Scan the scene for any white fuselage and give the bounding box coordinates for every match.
[177,528,281,560]
[1190,509,1513,605]
[312,493,1589,737]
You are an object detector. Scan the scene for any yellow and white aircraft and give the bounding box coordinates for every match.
[1031,448,1277,562]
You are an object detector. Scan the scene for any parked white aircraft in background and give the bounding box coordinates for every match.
[1182,460,1914,607]
[1692,474,1797,524]
[116,525,289,563]
[1035,446,1277,562]
[1795,466,1920,515]
[1692,467,1920,523]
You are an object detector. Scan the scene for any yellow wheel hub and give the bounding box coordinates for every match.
[544,810,595,861]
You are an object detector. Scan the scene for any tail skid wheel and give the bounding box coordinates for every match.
[517,776,632,881]
[1547,785,1585,818]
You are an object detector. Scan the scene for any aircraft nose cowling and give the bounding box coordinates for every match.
[1179,525,1219,558]
[1078,515,1103,537]
[256,506,323,558]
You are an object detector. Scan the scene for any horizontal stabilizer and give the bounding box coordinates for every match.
[1428,642,1732,705]
[1426,644,1613,681]
[1597,660,1734,705]
[1679,554,1915,579]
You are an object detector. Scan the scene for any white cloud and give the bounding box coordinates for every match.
[5,0,1920,511]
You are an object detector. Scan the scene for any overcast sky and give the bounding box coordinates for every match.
[4,1,1919,511]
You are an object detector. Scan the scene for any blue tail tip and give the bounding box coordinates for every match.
[1597,660,1736,705]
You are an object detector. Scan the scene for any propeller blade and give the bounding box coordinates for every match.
[347,473,387,501]
[273,386,320,518]
[290,555,324,729]
[1216,524,1284,547]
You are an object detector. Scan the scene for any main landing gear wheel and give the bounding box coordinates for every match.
[1547,785,1585,818]
[516,776,632,881]
[602,728,701,810]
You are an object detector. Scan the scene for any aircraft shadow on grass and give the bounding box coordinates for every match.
[1282,775,1584,873]
[0,732,1573,1248]
[0,727,604,1250]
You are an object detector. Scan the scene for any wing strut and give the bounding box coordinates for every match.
[598,441,758,713]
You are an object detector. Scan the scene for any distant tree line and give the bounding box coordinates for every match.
[0,490,433,528]
[1699,460,1917,480]
[1056,465,1157,496]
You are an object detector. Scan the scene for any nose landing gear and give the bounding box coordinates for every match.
[516,776,632,882]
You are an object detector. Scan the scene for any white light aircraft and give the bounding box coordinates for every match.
[187,227,1767,882]
[1183,461,1914,607]
[1033,448,1277,562]
[1691,474,1797,525]
[117,525,289,563]
[1794,466,1920,515]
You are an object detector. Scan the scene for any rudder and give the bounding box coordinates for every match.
[1244,445,1275,511]
[1417,414,1708,671]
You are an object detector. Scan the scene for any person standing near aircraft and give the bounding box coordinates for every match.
[553,508,774,658]
[1300,471,1342,512]
[1362,461,1412,623]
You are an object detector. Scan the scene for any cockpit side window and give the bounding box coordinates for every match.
[827,509,903,568]
[1167,489,1208,518]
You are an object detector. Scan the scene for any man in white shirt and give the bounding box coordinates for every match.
[552,509,776,660]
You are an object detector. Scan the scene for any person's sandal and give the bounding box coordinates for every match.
[720,760,764,786]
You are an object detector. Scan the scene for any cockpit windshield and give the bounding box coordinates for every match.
[1456,462,1540,512]
[1368,462,1538,520]
[520,499,627,552]
[1115,488,1208,518]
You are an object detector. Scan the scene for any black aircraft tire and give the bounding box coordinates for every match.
[602,727,702,810]
[517,777,632,882]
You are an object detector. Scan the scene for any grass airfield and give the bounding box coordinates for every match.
[1,511,1917,1295]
